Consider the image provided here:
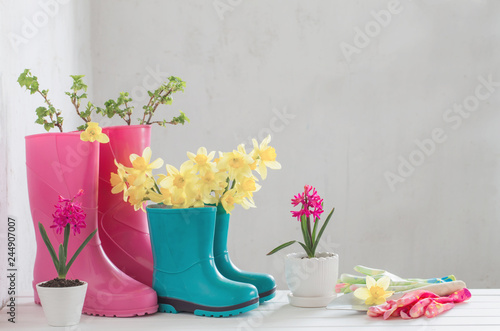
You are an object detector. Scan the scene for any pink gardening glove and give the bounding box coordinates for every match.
[368,288,471,320]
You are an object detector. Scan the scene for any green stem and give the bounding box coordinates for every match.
[153,180,162,195]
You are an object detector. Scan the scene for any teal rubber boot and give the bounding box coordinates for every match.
[214,205,276,303]
[147,205,259,317]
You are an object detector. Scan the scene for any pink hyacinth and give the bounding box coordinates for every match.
[290,185,324,222]
[51,189,87,236]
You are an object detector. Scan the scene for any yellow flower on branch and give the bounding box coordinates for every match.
[80,122,109,143]
[353,276,394,306]
[251,135,281,180]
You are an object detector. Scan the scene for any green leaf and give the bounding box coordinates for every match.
[43,122,53,132]
[17,69,30,87]
[298,242,314,258]
[311,207,335,254]
[35,106,48,118]
[266,240,297,255]
[77,124,87,131]
[301,214,312,250]
[65,229,97,272]
[171,111,190,125]
[58,244,66,278]
[312,216,319,243]
[38,222,59,272]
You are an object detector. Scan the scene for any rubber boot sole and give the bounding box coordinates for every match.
[83,305,159,317]
[158,296,259,317]
[259,287,277,303]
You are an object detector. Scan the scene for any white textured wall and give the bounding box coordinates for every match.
[1,0,500,302]
[0,0,92,299]
[90,0,500,290]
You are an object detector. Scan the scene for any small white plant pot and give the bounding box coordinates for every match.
[285,252,339,307]
[36,281,88,326]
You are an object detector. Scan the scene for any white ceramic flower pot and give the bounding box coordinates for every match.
[36,281,88,326]
[285,252,339,307]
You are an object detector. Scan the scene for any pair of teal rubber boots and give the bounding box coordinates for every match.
[146,205,276,317]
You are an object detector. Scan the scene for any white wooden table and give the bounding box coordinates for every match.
[2,290,499,330]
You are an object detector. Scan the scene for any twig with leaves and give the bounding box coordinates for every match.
[18,69,64,132]
[19,69,190,132]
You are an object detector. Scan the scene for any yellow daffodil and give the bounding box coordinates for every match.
[126,186,148,211]
[198,169,228,196]
[170,188,187,208]
[220,189,255,214]
[184,185,207,208]
[80,122,110,143]
[354,276,394,306]
[127,147,164,186]
[187,147,216,175]
[251,135,281,180]
[217,144,254,180]
[149,187,172,205]
[235,176,261,203]
[161,160,197,191]
[110,168,128,194]
[123,175,155,209]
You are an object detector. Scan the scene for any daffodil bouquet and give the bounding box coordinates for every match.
[267,185,335,258]
[110,135,281,212]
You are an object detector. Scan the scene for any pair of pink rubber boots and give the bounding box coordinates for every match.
[26,126,156,317]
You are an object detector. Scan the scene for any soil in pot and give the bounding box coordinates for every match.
[39,278,85,288]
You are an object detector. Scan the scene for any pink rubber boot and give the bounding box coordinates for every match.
[26,132,158,317]
[98,125,154,286]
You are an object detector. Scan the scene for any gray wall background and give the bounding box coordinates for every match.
[1,0,499,301]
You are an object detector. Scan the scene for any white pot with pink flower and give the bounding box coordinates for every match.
[268,185,339,307]
[36,190,96,326]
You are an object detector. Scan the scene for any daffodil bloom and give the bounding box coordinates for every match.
[161,161,197,191]
[251,135,281,180]
[184,186,207,208]
[217,144,254,180]
[127,147,164,186]
[220,189,255,214]
[187,147,216,175]
[126,186,148,211]
[110,167,128,194]
[149,187,172,205]
[123,176,155,208]
[80,122,110,143]
[170,188,187,208]
[198,169,228,196]
[235,176,261,203]
[354,276,394,306]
